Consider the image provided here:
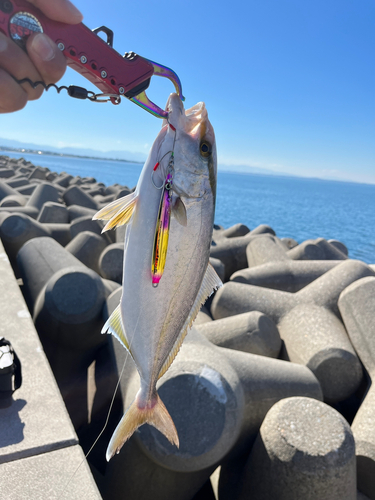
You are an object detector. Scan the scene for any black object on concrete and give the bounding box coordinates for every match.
[0,337,22,409]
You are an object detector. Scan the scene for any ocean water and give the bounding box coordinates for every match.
[2,150,375,264]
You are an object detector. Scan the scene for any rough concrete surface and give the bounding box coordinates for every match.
[0,241,77,464]
[0,445,101,499]
[237,397,356,500]
[0,239,100,497]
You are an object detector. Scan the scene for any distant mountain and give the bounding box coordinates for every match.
[218,163,286,176]
[0,136,293,177]
[0,137,147,163]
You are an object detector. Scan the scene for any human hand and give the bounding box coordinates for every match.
[0,0,83,113]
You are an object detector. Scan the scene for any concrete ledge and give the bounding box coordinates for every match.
[0,238,101,497]
[0,445,101,499]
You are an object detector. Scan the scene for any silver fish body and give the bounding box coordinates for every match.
[94,93,221,460]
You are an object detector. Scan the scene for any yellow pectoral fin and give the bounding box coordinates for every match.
[93,192,138,232]
[102,304,133,359]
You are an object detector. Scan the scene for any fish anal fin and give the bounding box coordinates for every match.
[172,196,187,226]
[106,391,179,461]
[101,304,133,359]
[158,262,223,380]
[93,192,138,232]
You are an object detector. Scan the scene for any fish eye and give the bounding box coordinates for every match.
[200,141,212,158]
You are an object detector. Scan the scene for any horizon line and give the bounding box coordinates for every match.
[1,145,374,187]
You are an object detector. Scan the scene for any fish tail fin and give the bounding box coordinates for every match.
[106,391,179,461]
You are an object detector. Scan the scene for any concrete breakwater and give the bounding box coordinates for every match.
[0,155,374,500]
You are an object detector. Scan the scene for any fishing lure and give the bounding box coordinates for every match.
[151,155,174,287]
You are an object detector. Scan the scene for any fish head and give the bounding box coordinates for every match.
[159,93,217,200]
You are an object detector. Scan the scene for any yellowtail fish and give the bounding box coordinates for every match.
[93,93,222,461]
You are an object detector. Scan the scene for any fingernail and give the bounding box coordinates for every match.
[30,33,55,61]
[0,33,7,52]
[65,0,83,21]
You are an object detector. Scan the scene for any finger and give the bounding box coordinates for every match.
[26,0,83,24]
[0,31,43,101]
[26,32,67,84]
[0,69,28,113]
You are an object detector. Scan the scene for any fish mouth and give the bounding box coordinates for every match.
[163,93,215,145]
[185,102,208,136]
[164,94,207,129]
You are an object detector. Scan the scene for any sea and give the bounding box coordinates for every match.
[2,150,374,264]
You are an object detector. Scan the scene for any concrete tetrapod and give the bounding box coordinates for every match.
[63,185,99,210]
[5,176,30,188]
[194,305,213,326]
[194,311,281,358]
[211,260,375,402]
[67,204,97,221]
[66,231,108,275]
[37,201,69,223]
[124,330,322,472]
[210,226,284,281]
[245,233,290,268]
[17,236,119,429]
[0,212,72,270]
[210,233,254,280]
[231,259,342,292]
[0,193,27,207]
[287,237,348,261]
[329,239,349,256]
[0,179,22,201]
[0,182,61,218]
[0,167,14,178]
[234,397,356,500]
[246,224,275,236]
[102,284,322,500]
[245,234,347,269]
[338,277,375,499]
[70,215,114,244]
[280,236,298,249]
[98,242,124,283]
[221,223,250,239]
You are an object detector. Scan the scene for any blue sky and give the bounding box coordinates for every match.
[1,0,374,183]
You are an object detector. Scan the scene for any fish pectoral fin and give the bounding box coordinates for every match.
[92,192,138,232]
[171,196,187,226]
[158,262,223,380]
[106,391,179,461]
[101,304,133,359]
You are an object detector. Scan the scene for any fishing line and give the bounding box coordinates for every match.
[56,309,142,500]
[55,355,127,500]
[151,124,177,189]
[57,125,176,498]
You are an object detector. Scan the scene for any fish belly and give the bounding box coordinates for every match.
[120,190,214,389]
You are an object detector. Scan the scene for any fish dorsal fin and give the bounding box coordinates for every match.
[93,192,138,232]
[102,304,133,359]
[158,262,223,380]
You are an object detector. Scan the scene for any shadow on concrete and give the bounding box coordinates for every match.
[0,398,27,448]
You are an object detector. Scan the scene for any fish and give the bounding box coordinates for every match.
[93,92,222,461]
